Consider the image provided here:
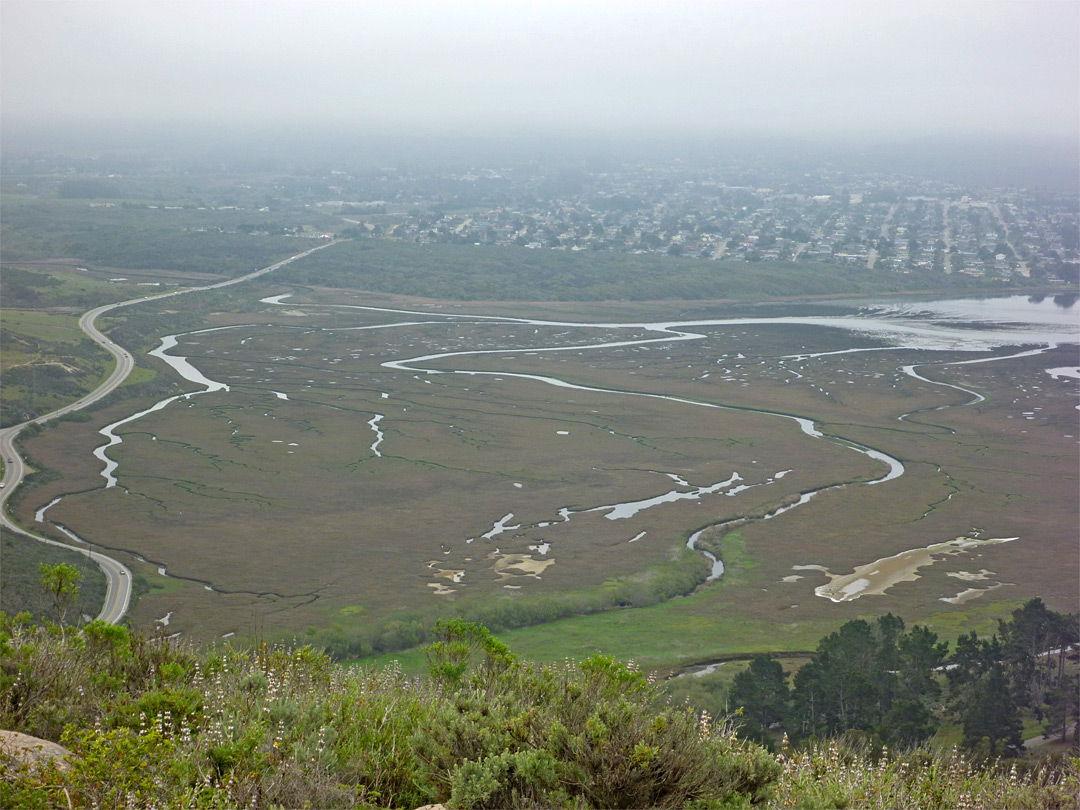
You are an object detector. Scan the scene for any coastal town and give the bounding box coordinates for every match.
[5,150,1076,286]
[323,160,1078,284]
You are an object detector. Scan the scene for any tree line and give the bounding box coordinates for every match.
[278,238,1006,303]
[728,599,1079,757]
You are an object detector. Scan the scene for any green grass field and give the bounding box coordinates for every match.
[1,307,115,425]
[275,237,1010,302]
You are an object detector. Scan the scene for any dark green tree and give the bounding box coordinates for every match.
[999,598,1058,719]
[789,619,879,739]
[880,624,948,746]
[880,699,935,747]
[988,600,1080,728]
[947,630,999,689]
[897,624,949,703]
[729,655,789,744]
[789,615,946,744]
[1044,672,1079,743]
[961,664,1023,758]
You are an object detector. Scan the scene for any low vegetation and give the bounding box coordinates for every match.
[0,306,113,427]
[769,736,1076,810]
[0,197,321,278]
[277,238,1011,302]
[1,610,1076,809]
[2,617,778,809]
[309,551,711,660]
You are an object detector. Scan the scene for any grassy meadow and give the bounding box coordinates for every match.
[0,305,114,426]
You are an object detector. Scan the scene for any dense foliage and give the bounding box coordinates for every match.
[0,297,115,426]
[723,602,1079,758]
[0,537,106,623]
[276,239,1007,302]
[0,199,309,277]
[1,613,1077,809]
[770,736,1076,810]
[1,616,778,809]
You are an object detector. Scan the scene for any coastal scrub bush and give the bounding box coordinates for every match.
[413,621,780,808]
[1,614,1076,809]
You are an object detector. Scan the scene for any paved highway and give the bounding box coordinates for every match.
[0,241,335,624]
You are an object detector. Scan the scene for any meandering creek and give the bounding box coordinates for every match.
[66,294,1078,601]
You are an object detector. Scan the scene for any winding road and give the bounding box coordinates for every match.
[0,241,335,624]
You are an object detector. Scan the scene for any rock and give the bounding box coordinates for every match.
[0,729,72,772]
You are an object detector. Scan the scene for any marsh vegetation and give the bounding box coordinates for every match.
[2,158,1076,686]
[11,270,1077,672]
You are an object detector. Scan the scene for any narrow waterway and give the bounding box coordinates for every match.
[91,293,1077,583]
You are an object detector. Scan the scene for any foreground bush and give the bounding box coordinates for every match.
[1,616,776,808]
[767,735,1078,810]
[1,614,1075,809]
[414,620,779,808]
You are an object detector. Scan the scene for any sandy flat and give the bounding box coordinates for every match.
[940,582,1007,604]
[802,534,1017,603]
[490,552,555,581]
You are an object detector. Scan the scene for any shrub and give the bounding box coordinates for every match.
[1,617,1075,809]
[415,631,780,808]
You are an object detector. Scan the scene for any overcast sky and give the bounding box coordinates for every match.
[3,0,1077,142]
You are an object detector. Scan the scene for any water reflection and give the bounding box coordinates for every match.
[873,294,1078,328]
[1031,292,1080,308]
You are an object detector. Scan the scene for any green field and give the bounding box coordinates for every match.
[0,211,330,425]
[0,307,114,426]
[0,196,1074,670]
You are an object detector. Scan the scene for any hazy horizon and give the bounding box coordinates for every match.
[3,0,1078,146]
